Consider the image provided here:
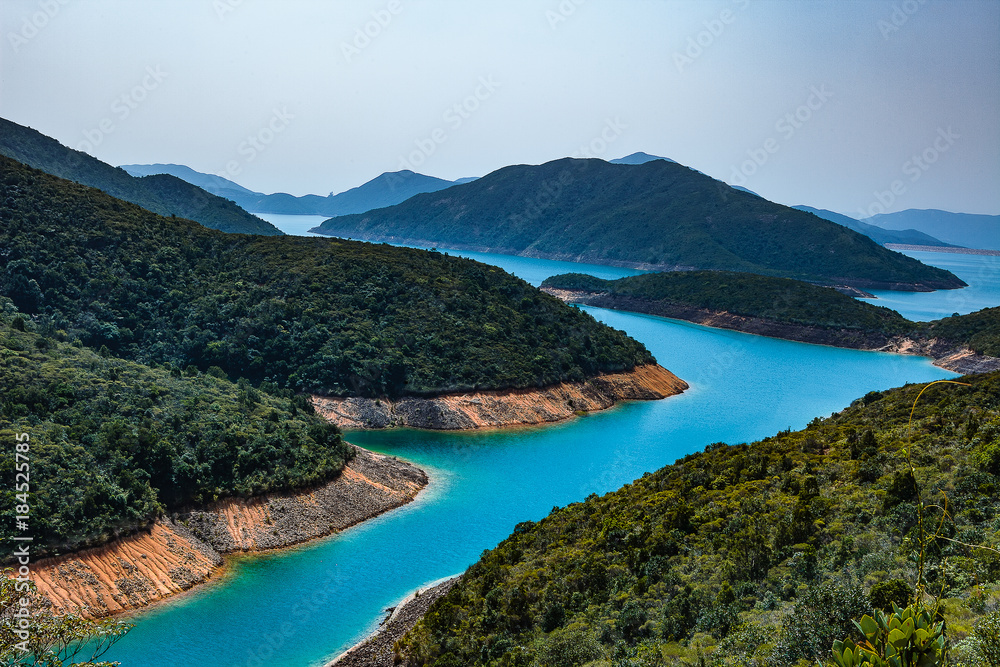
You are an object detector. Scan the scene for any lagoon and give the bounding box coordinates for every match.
[100,236,965,667]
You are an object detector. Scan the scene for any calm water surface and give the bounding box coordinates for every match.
[102,224,977,667]
[860,250,1000,320]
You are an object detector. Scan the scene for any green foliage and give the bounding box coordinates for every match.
[1,568,132,666]
[542,271,1000,357]
[926,308,1000,358]
[0,117,281,235]
[964,611,1000,667]
[543,271,914,334]
[0,155,652,398]
[832,603,946,667]
[314,158,964,289]
[0,303,351,554]
[870,580,913,611]
[395,373,1000,666]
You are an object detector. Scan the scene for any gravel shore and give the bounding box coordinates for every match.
[328,577,461,667]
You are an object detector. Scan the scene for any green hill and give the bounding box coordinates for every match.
[0,301,350,555]
[0,155,652,398]
[311,158,964,292]
[396,373,1000,665]
[541,271,1000,358]
[0,117,282,235]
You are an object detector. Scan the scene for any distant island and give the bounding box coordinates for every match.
[122,162,478,217]
[541,271,1000,374]
[310,157,965,292]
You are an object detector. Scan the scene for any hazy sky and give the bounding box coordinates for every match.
[1,0,998,216]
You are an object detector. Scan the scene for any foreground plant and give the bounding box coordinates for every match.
[1,569,132,667]
[832,603,946,667]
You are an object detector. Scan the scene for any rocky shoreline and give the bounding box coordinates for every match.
[311,364,688,430]
[328,576,461,667]
[543,289,1000,375]
[28,446,427,619]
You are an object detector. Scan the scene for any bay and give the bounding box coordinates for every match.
[100,239,961,666]
[859,250,1000,321]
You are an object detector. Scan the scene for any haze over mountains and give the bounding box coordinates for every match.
[312,157,964,291]
[864,209,1000,250]
[0,117,281,236]
[792,206,956,248]
[122,162,477,217]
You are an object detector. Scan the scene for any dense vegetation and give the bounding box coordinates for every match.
[543,272,913,334]
[542,271,1000,357]
[0,117,281,235]
[0,156,652,398]
[397,373,1000,666]
[312,158,964,291]
[0,300,351,554]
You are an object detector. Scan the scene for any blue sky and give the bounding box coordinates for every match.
[1,0,997,216]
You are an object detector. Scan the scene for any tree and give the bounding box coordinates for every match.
[1,569,132,667]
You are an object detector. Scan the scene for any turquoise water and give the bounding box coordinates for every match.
[260,211,646,287]
[860,250,1000,321]
[101,283,957,666]
[257,213,329,237]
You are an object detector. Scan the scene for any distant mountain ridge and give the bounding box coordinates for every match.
[609,152,676,165]
[794,206,956,248]
[122,163,476,217]
[862,209,999,250]
[0,117,282,235]
[312,157,965,292]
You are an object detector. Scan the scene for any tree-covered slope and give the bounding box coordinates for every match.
[311,158,964,291]
[0,117,281,235]
[0,156,652,398]
[542,271,1000,358]
[543,271,913,335]
[0,300,351,556]
[397,373,1000,666]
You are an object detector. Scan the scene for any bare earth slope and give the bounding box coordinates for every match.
[29,447,426,618]
[312,364,687,429]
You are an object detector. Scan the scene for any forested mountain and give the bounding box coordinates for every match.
[396,372,1000,665]
[0,117,281,235]
[311,158,964,292]
[123,163,470,216]
[0,155,652,398]
[541,271,1000,357]
[0,301,351,555]
[793,206,955,248]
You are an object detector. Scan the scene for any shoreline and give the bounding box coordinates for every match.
[326,575,462,667]
[543,289,1000,375]
[26,445,428,619]
[308,231,964,291]
[884,243,1000,256]
[310,364,687,430]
